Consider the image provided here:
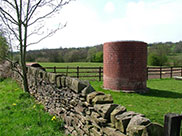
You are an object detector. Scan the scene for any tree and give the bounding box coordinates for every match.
[0,0,72,92]
[148,53,168,66]
[148,44,170,66]
[0,32,9,62]
[64,50,81,62]
[173,43,182,53]
[91,51,103,62]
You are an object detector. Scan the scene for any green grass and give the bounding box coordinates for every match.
[0,78,65,136]
[90,79,182,125]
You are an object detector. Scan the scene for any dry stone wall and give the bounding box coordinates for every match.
[0,61,12,79]
[11,66,164,136]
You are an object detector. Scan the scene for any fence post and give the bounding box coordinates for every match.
[170,67,173,78]
[99,66,102,81]
[54,66,56,73]
[160,66,162,79]
[146,67,148,80]
[66,66,68,76]
[77,66,79,79]
[164,113,182,136]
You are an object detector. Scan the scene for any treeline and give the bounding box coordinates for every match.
[148,41,182,66]
[14,44,103,63]
[13,41,182,66]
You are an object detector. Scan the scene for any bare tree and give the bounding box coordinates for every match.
[0,0,72,92]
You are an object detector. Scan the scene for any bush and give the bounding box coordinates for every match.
[148,44,170,66]
[91,51,103,62]
[148,53,168,66]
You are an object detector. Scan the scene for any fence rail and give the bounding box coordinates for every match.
[147,66,182,80]
[43,66,182,81]
[44,66,103,81]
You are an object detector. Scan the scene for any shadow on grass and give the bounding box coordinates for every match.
[141,88,182,99]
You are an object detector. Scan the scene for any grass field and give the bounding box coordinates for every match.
[90,79,182,126]
[0,78,65,136]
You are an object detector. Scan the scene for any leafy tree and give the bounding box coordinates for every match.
[86,44,103,62]
[173,43,182,53]
[91,51,103,62]
[148,44,170,66]
[148,53,168,66]
[64,50,81,62]
[0,0,72,92]
[86,47,97,62]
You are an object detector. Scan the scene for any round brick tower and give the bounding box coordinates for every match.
[103,41,148,93]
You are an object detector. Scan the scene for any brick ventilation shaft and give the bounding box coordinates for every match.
[103,41,148,93]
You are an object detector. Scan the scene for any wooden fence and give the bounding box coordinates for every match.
[147,66,182,79]
[43,66,182,81]
[44,66,103,81]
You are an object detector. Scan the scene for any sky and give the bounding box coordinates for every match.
[28,0,182,50]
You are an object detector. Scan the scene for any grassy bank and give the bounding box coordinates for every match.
[0,78,65,136]
[90,79,182,125]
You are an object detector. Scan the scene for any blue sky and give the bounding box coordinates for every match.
[29,0,182,50]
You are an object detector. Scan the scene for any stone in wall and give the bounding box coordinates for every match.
[126,123,164,136]
[115,111,145,133]
[102,127,126,136]
[110,105,127,126]
[91,111,107,126]
[61,76,66,87]
[87,91,105,104]
[81,85,95,97]
[69,78,87,93]
[94,104,118,121]
[0,61,12,79]
[56,76,62,88]
[126,115,151,135]
[127,115,151,127]
[92,94,113,105]
[48,72,57,84]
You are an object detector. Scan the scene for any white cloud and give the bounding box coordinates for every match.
[122,0,182,42]
[28,1,104,50]
[104,2,115,14]
[100,0,182,43]
[28,0,182,50]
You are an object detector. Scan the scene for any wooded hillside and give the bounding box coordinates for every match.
[14,44,103,63]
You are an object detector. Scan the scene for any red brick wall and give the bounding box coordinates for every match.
[103,41,147,92]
